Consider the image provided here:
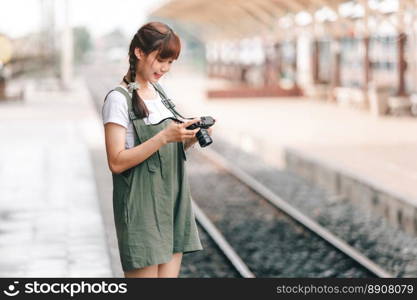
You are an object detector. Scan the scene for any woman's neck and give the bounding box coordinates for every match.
[135,76,149,89]
[125,72,149,89]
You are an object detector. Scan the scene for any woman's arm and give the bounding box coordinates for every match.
[104,122,165,174]
[105,118,201,174]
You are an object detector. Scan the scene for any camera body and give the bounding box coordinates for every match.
[186,116,215,147]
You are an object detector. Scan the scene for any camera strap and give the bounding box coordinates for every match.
[119,78,192,121]
[151,82,192,120]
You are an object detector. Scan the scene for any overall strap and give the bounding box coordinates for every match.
[112,83,189,121]
[104,89,115,102]
[151,82,190,120]
[113,86,139,121]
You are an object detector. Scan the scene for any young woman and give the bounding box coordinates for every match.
[102,22,211,278]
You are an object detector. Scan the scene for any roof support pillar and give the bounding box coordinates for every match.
[312,39,320,84]
[396,33,407,96]
[396,0,407,96]
[363,36,371,90]
[331,38,341,89]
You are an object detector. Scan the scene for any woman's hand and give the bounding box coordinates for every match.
[207,126,213,136]
[184,121,215,150]
[160,118,201,145]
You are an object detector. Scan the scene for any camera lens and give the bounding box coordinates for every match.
[196,128,212,147]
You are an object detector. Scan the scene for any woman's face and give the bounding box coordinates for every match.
[136,49,175,83]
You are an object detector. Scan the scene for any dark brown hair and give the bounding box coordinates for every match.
[127,22,181,118]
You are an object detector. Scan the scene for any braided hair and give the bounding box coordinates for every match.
[127,22,181,118]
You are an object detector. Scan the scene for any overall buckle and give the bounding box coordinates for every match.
[162,98,176,109]
[129,110,138,120]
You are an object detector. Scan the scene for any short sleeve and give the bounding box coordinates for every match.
[102,90,129,129]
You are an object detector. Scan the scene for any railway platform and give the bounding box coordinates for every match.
[0,76,112,277]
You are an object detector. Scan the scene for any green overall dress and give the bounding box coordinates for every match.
[106,84,203,272]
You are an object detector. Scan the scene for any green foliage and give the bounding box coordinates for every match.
[73,26,92,63]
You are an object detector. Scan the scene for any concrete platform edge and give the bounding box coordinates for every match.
[284,147,417,236]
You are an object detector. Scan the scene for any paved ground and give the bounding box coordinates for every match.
[0,77,112,277]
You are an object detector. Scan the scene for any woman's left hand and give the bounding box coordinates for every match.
[207,126,213,136]
[184,123,215,150]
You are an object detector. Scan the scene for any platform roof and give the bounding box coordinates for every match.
[150,0,357,39]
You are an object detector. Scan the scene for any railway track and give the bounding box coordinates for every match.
[190,147,393,278]
[191,201,255,278]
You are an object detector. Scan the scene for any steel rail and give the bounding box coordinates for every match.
[192,199,256,278]
[197,148,393,278]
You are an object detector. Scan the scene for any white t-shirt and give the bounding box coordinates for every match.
[102,84,175,149]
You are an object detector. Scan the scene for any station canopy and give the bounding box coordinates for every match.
[149,0,374,40]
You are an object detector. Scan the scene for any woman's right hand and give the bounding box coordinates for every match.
[160,118,201,144]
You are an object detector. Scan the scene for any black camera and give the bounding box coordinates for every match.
[151,116,216,148]
[186,116,216,147]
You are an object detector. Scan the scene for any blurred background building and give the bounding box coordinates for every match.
[151,0,417,116]
[2,0,417,115]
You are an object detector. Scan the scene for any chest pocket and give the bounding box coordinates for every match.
[132,118,167,173]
